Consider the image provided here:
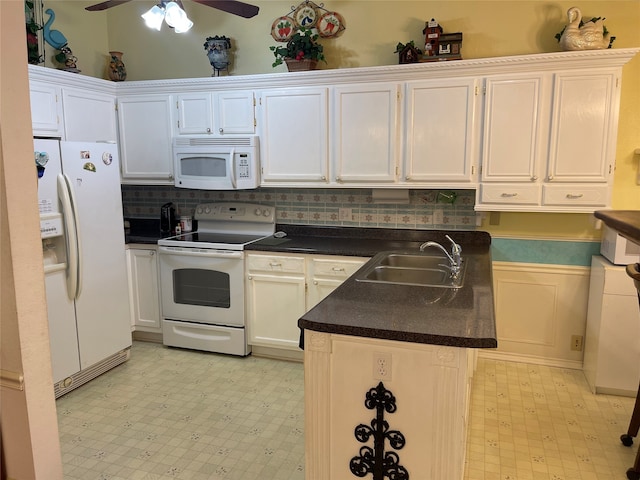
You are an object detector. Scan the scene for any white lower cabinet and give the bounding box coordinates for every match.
[126,247,161,333]
[246,252,367,350]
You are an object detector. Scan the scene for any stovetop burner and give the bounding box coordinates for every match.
[157,202,275,250]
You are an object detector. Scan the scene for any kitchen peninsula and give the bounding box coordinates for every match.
[263,227,497,480]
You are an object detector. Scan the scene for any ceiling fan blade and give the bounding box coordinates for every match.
[85,0,133,11]
[191,0,259,19]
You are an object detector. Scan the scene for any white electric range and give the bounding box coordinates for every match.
[157,202,275,355]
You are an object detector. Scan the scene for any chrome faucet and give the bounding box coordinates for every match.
[419,235,463,278]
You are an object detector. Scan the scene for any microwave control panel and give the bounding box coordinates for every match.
[237,154,250,179]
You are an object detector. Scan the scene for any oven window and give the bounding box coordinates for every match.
[180,156,227,178]
[173,269,230,308]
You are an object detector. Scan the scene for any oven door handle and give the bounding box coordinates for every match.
[158,246,243,259]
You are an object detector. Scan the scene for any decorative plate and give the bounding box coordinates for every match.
[271,16,295,42]
[317,11,343,38]
[293,4,317,28]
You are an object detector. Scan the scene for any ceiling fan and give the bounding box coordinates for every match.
[85,0,259,19]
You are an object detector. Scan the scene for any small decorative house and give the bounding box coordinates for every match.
[422,18,443,56]
[398,44,421,64]
[421,18,463,62]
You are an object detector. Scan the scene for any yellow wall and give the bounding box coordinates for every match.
[41,1,640,238]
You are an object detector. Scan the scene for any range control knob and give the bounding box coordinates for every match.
[196,207,203,215]
[262,209,271,217]
[255,208,263,216]
[204,207,211,214]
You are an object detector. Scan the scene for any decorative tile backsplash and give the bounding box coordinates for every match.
[122,186,478,230]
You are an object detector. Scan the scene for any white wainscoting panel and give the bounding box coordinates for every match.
[481,262,590,369]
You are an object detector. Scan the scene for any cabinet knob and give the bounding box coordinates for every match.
[531,175,538,181]
[248,275,253,280]
[406,176,411,180]
[321,176,326,181]
[168,174,174,180]
[206,127,211,133]
[149,251,155,256]
[548,175,554,181]
[219,128,224,134]
[313,280,318,285]
[335,176,341,182]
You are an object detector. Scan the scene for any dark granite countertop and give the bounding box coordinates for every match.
[124,218,166,245]
[247,225,496,349]
[594,210,640,244]
[246,224,491,257]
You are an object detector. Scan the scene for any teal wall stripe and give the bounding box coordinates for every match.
[491,238,601,266]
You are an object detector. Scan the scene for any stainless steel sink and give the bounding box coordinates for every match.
[377,254,450,270]
[355,252,465,288]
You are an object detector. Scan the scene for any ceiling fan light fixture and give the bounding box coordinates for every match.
[174,17,193,33]
[141,5,164,31]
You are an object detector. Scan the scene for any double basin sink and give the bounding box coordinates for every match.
[355,251,466,288]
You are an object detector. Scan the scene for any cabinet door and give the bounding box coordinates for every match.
[246,272,306,349]
[118,95,174,184]
[307,256,367,308]
[62,89,117,142]
[29,82,63,137]
[481,75,546,183]
[175,92,213,135]
[404,78,477,183]
[216,91,255,134]
[258,87,328,184]
[332,83,399,184]
[126,248,161,331]
[547,71,618,183]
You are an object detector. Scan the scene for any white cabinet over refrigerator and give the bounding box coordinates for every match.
[35,138,132,398]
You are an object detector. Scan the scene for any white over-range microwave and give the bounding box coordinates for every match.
[173,136,259,190]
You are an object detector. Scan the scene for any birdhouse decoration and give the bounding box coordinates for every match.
[421,18,463,62]
[423,18,443,57]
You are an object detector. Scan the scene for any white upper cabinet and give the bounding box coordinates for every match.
[480,74,547,183]
[332,83,400,184]
[547,71,617,183]
[258,87,329,184]
[174,90,255,136]
[62,89,117,142]
[403,78,478,185]
[29,81,63,137]
[118,95,174,184]
[477,68,621,212]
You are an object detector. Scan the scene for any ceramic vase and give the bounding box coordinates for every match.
[205,36,231,76]
[108,51,127,82]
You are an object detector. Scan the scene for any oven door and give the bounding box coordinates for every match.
[158,246,244,327]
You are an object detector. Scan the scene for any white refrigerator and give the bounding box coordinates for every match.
[35,138,131,397]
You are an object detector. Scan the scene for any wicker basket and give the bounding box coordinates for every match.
[284,58,318,72]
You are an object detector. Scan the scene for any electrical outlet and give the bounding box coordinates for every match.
[373,352,392,380]
[339,208,352,221]
[433,209,444,224]
[571,335,583,351]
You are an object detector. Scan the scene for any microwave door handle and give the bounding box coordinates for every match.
[229,148,237,189]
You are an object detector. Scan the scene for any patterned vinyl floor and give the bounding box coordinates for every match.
[56,341,637,480]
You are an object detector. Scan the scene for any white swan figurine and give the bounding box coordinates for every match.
[559,7,613,51]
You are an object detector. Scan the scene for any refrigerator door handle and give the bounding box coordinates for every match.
[57,173,82,300]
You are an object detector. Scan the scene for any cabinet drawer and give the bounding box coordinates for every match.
[542,185,608,206]
[247,254,305,273]
[480,184,541,205]
[311,258,366,278]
